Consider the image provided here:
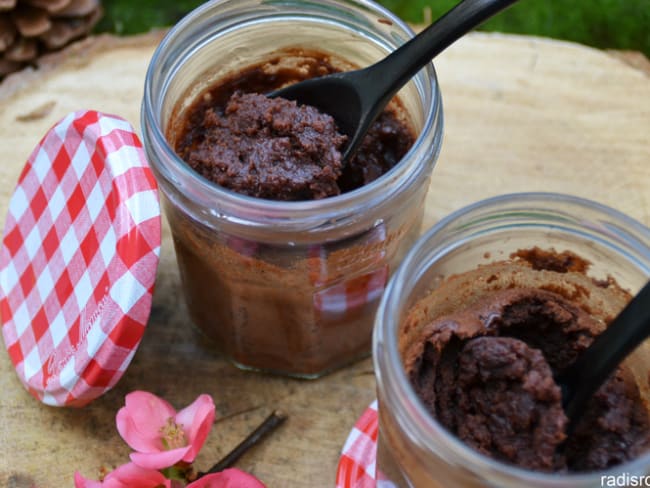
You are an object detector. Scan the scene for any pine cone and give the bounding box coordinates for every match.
[0,0,102,79]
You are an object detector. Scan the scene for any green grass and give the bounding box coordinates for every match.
[95,0,650,58]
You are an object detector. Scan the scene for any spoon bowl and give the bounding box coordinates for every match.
[270,0,520,161]
[558,279,650,431]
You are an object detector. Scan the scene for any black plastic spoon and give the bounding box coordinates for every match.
[270,0,520,161]
[558,280,650,431]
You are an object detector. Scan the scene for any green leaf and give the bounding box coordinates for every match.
[160,465,187,481]
[95,0,650,58]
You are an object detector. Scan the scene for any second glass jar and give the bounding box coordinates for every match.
[141,0,444,377]
[373,192,650,486]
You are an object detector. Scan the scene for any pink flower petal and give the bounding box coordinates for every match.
[116,409,160,453]
[116,391,176,452]
[186,469,266,488]
[175,394,215,462]
[175,394,214,428]
[74,472,104,488]
[124,391,177,427]
[75,464,170,488]
[107,463,170,488]
[129,446,191,470]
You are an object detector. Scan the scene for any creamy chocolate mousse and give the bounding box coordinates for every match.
[402,248,650,472]
[173,50,414,201]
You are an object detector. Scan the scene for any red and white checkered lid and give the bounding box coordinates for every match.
[336,401,379,488]
[0,110,161,407]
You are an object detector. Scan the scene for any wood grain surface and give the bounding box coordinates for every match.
[0,30,649,487]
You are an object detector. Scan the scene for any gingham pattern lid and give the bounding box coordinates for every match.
[336,401,379,488]
[0,110,161,407]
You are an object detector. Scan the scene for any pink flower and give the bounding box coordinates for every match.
[74,462,171,488]
[116,391,216,470]
[187,469,266,488]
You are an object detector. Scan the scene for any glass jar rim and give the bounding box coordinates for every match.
[141,0,443,233]
[373,191,650,484]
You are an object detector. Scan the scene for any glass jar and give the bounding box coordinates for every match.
[373,192,650,487]
[141,0,443,377]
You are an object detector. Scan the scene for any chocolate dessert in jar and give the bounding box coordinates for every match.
[373,193,650,487]
[141,0,443,377]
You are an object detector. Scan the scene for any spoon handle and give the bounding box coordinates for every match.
[560,279,650,424]
[364,0,519,107]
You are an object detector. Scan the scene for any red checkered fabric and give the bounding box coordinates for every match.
[0,110,160,407]
[224,224,389,317]
[310,225,388,317]
[336,401,379,488]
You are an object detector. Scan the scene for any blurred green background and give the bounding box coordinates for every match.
[96,0,650,57]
